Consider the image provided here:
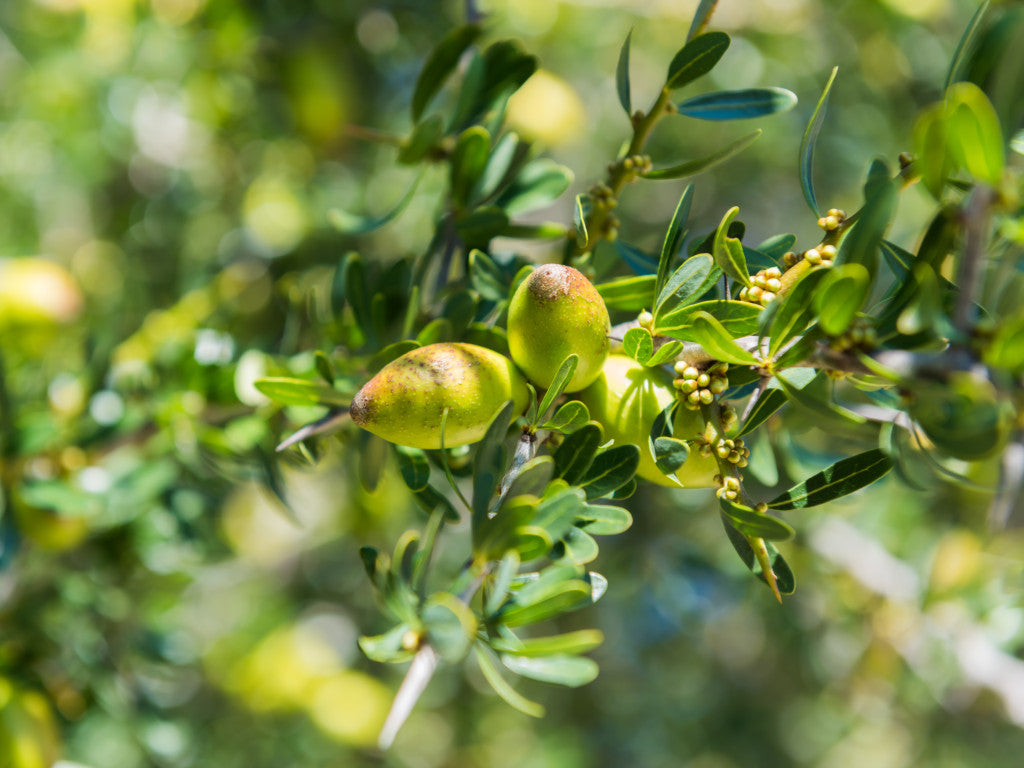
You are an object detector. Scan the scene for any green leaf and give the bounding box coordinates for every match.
[468,248,508,301]
[945,1,990,91]
[719,499,794,541]
[412,484,460,523]
[657,300,762,338]
[456,206,509,245]
[501,654,599,687]
[735,386,787,438]
[503,456,555,500]
[766,267,826,359]
[945,81,1005,186]
[719,517,795,595]
[359,623,416,664]
[368,340,421,374]
[654,436,690,474]
[423,592,477,663]
[712,206,750,288]
[622,327,654,365]
[642,130,761,180]
[616,28,633,116]
[472,400,516,524]
[677,88,797,121]
[496,159,574,216]
[666,31,731,90]
[768,449,892,510]
[913,102,952,199]
[580,445,640,500]
[813,263,871,336]
[687,0,720,41]
[492,629,604,657]
[340,252,377,347]
[474,645,545,718]
[314,351,335,385]
[398,115,444,165]
[654,253,719,320]
[577,504,633,536]
[573,193,589,249]
[756,233,797,260]
[645,340,684,367]
[395,446,430,492]
[411,24,482,120]
[558,526,600,565]
[254,377,350,407]
[685,311,759,366]
[328,174,421,236]
[500,580,592,627]
[541,400,590,433]
[416,317,453,346]
[596,274,656,312]
[553,423,602,485]
[985,307,1024,373]
[908,375,1008,460]
[450,126,491,206]
[616,240,659,275]
[485,551,522,618]
[656,184,694,300]
[838,160,895,274]
[536,354,579,425]
[799,66,838,216]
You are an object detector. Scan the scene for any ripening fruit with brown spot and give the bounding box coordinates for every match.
[506,264,610,393]
[349,342,528,449]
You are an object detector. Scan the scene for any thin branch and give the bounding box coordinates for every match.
[954,185,995,337]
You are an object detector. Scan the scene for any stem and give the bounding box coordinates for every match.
[378,645,439,750]
[954,185,995,338]
[0,351,14,460]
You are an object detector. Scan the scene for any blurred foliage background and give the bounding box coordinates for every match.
[0,0,1023,766]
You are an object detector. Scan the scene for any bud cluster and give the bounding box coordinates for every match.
[829,316,878,352]
[782,243,837,269]
[738,266,783,306]
[715,474,741,501]
[816,208,847,232]
[617,154,653,176]
[699,436,749,467]
[674,361,729,410]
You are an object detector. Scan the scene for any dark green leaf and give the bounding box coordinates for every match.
[720,498,794,541]
[496,159,574,216]
[712,206,750,287]
[766,267,826,358]
[412,483,460,522]
[799,66,838,216]
[666,31,731,90]
[596,275,656,312]
[468,249,508,301]
[656,184,694,299]
[814,263,871,336]
[456,207,509,245]
[685,311,759,365]
[395,446,431,491]
[756,233,797,260]
[411,24,482,120]
[622,327,654,365]
[836,159,895,274]
[642,130,761,180]
[473,400,516,524]
[398,114,444,164]
[474,645,545,718]
[573,193,589,248]
[615,240,658,275]
[735,386,787,437]
[654,436,689,474]
[616,28,633,116]
[500,580,592,627]
[945,2,991,91]
[677,88,797,121]
[553,423,603,485]
[654,253,719,319]
[580,445,640,500]
[450,126,491,206]
[501,654,598,687]
[768,448,893,510]
[254,377,351,408]
[340,252,378,347]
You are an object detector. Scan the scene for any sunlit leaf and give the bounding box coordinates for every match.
[799,66,838,216]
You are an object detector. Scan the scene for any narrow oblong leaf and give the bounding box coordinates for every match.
[616,28,633,116]
[686,311,759,366]
[799,66,838,216]
[597,274,656,312]
[577,504,633,536]
[553,422,603,484]
[536,354,579,425]
[616,241,659,276]
[472,400,516,523]
[766,267,826,359]
[945,1,990,91]
[468,248,507,301]
[687,0,720,41]
[254,377,350,408]
[735,386,787,437]
[813,263,871,337]
[474,645,545,718]
[719,499,794,541]
[645,340,684,367]
[642,130,761,180]
[493,629,604,657]
[836,159,896,274]
[658,299,762,338]
[666,31,731,90]
[573,193,589,248]
[496,159,574,216]
[328,174,422,236]
[656,184,694,300]
[677,88,797,121]
[541,400,590,433]
[412,24,482,120]
[654,253,719,319]
[712,206,751,287]
[501,654,599,687]
[395,446,431,491]
[768,448,893,510]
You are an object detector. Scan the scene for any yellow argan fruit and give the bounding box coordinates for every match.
[0,258,83,328]
[350,342,528,449]
[0,680,60,768]
[578,355,718,488]
[507,264,610,393]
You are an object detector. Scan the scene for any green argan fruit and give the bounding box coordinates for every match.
[579,355,719,488]
[350,342,528,449]
[507,264,610,392]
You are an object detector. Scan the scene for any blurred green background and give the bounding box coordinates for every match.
[0,0,1023,766]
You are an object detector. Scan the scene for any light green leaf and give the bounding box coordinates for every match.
[474,645,545,717]
[642,130,761,180]
[622,326,654,365]
[685,311,759,366]
[501,654,599,687]
[813,263,871,336]
[712,206,751,287]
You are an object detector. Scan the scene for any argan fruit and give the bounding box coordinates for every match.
[350,342,528,449]
[578,355,718,488]
[507,264,610,392]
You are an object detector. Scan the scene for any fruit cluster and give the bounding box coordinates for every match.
[738,267,783,307]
